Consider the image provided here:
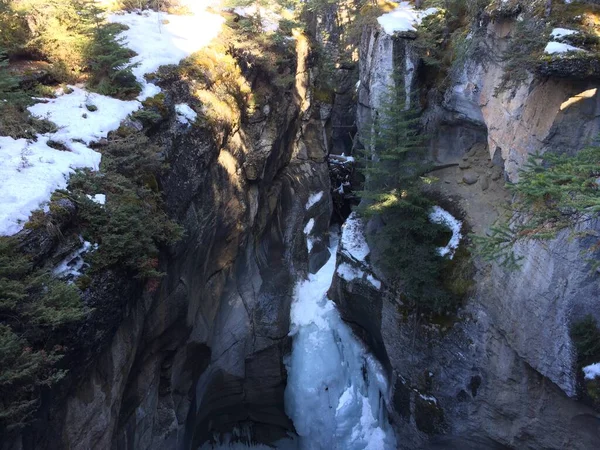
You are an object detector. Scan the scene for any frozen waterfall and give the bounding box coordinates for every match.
[201,234,396,449]
[284,234,396,450]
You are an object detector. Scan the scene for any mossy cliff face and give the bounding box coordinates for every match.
[2,30,332,450]
[331,7,600,450]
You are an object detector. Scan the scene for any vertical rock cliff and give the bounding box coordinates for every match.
[331,3,600,449]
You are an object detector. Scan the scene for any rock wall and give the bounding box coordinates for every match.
[332,13,600,450]
[443,19,600,181]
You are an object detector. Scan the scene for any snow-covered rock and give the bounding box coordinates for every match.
[544,41,586,55]
[377,1,438,35]
[341,212,370,262]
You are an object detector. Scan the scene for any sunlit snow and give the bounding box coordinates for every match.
[108,5,224,101]
[233,5,282,33]
[544,41,585,55]
[550,28,578,39]
[377,1,437,35]
[0,1,223,236]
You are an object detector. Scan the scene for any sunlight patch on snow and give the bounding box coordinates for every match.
[1,2,222,236]
[233,5,282,32]
[108,6,224,100]
[429,206,462,259]
[377,1,437,35]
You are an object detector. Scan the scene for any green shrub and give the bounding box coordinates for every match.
[495,17,546,94]
[68,131,182,279]
[0,236,87,428]
[0,0,139,97]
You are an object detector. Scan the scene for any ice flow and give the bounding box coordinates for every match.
[284,234,397,450]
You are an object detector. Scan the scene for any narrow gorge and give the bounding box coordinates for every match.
[1,1,600,450]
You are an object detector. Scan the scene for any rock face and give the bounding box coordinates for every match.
[3,32,332,450]
[331,13,600,450]
[444,19,600,182]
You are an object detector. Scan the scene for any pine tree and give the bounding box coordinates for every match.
[78,0,140,98]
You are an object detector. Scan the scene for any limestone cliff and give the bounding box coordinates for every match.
[332,6,600,450]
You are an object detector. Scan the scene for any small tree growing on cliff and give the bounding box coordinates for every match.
[358,73,457,314]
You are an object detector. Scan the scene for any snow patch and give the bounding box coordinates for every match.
[305,191,324,210]
[544,41,586,55]
[108,6,224,100]
[336,262,364,283]
[175,103,197,125]
[367,274,381,290]
[304,218,315,253]
[551,28,578,39]
[28,87,140,144]
[429,206,462,259]
[418,393,438,404]
[304,218,315,235]
[53,238,97,280]
[329,153,355,165]
[232,5,281,33]
[341,212,370,262]
[0,3,223,236]
[0,135,101,235]
[583,363,600,380]
[377,2,438,35]
[86,194,106,205]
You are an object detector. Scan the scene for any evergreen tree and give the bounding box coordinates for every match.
[358,73,457,314]
[475,146,600,268]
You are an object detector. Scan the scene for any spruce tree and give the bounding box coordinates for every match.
[475,146,600,268]
[358,71,456,314]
